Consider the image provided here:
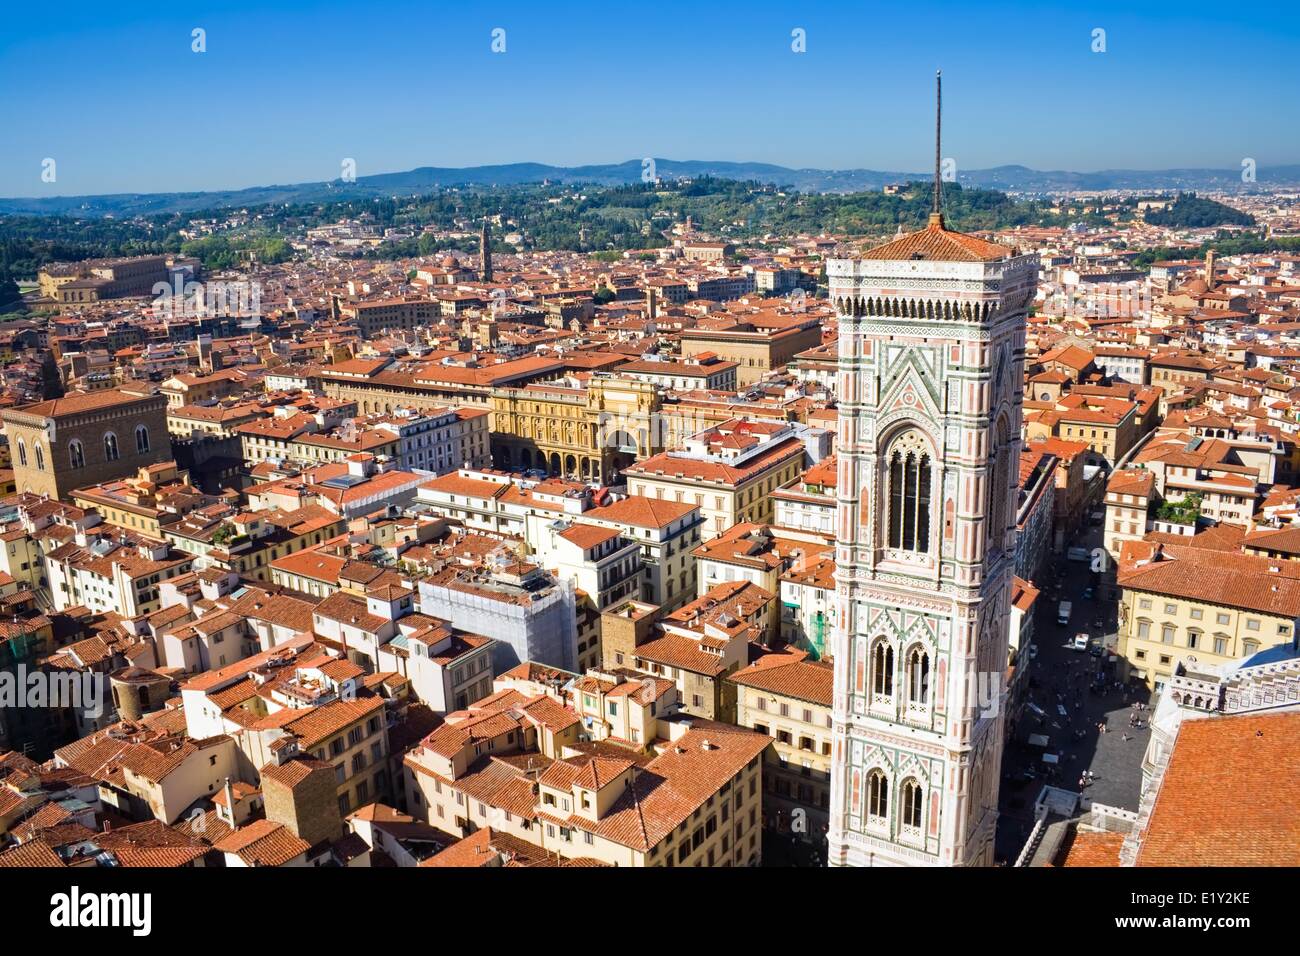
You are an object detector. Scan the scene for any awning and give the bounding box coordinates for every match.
[1042,753,1060,765]
[1028,733,1050,748]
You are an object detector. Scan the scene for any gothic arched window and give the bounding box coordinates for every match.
[871,640,894,698]
[986,420,1010,552]
[69,440,85,469]
[886,431,933,552]
[867,770,889,823]
[901,779,924,829]
[906,646,930,705]
[34,444,45,471]
[135,425,150,454]
[16,439,26,467]
[104,432,119,462]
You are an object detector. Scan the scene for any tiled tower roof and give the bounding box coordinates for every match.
[859,212,1012,263]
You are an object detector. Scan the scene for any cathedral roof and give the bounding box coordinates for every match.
[860,212,1012,263]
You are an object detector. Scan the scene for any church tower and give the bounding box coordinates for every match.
[826,72,1038,866]
[480,218,493,283]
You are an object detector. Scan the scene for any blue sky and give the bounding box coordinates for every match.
[1,0,1297,196]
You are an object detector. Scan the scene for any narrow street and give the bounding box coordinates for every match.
[995,521,1156,864]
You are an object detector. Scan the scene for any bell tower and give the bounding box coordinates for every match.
[480,218,493,283]
[826,72,1039,866]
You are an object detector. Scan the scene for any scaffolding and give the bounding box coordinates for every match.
[416,574,578,673]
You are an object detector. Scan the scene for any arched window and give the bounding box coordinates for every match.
[69,440,85,469]
[867,770,889,823]
[104,432,119,462]
[886,431,932,552]
[16,439,26,467]
[901,779,924,829]
[871,640,894,698]
[987,419,1011,553]
[135,425,150,454]
[34,444,45,471]
[907,646,930,705]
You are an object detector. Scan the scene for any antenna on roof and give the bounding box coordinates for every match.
[931,69,944,228]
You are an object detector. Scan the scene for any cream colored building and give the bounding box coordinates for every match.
[625,420,807,540]
[404,693,769,867]
[1104,467,1155,563]
[118,735,243,824]
[730,648,834,844]
[1117,539,1300,690]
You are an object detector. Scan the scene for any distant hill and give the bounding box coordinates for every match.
[2,159,1298,217]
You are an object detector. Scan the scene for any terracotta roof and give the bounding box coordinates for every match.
[558,523,622,549]
[858,215,1011,262]
[729,647,833,706]
[585,495,697,529]
[4,388,160,420]
[1106,468,1155,497]
[1118,540,1300,617]
[626,436,804,487]
[214,818,311,867]
[421,826,607,868]
[1056,829,1123,867]
[0,842,66,867]
[93,819,208,867]
[1136,711,1300,866]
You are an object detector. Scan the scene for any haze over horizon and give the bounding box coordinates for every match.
[2,0,1297,198]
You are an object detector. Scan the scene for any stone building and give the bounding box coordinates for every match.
[261,755,345,849]
[1,388,170,500]
[826,78,1040,866]
[38,254,171,304]
[491,375,662,481]
[678,315,822,386]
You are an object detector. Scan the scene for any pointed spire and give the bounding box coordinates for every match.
[931,69,944,229]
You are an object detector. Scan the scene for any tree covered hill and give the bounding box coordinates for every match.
[1141,192,1255,228]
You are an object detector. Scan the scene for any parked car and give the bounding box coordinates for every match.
[1082,587,1094,600]
[1071,633,1089,652]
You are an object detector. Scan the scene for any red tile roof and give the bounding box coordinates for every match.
[858,215,1012,263]
[1136,711,1300,866]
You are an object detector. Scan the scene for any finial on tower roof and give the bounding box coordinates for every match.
[931,69,944,229]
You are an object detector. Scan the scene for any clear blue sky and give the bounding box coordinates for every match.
[2,0,1297,197]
